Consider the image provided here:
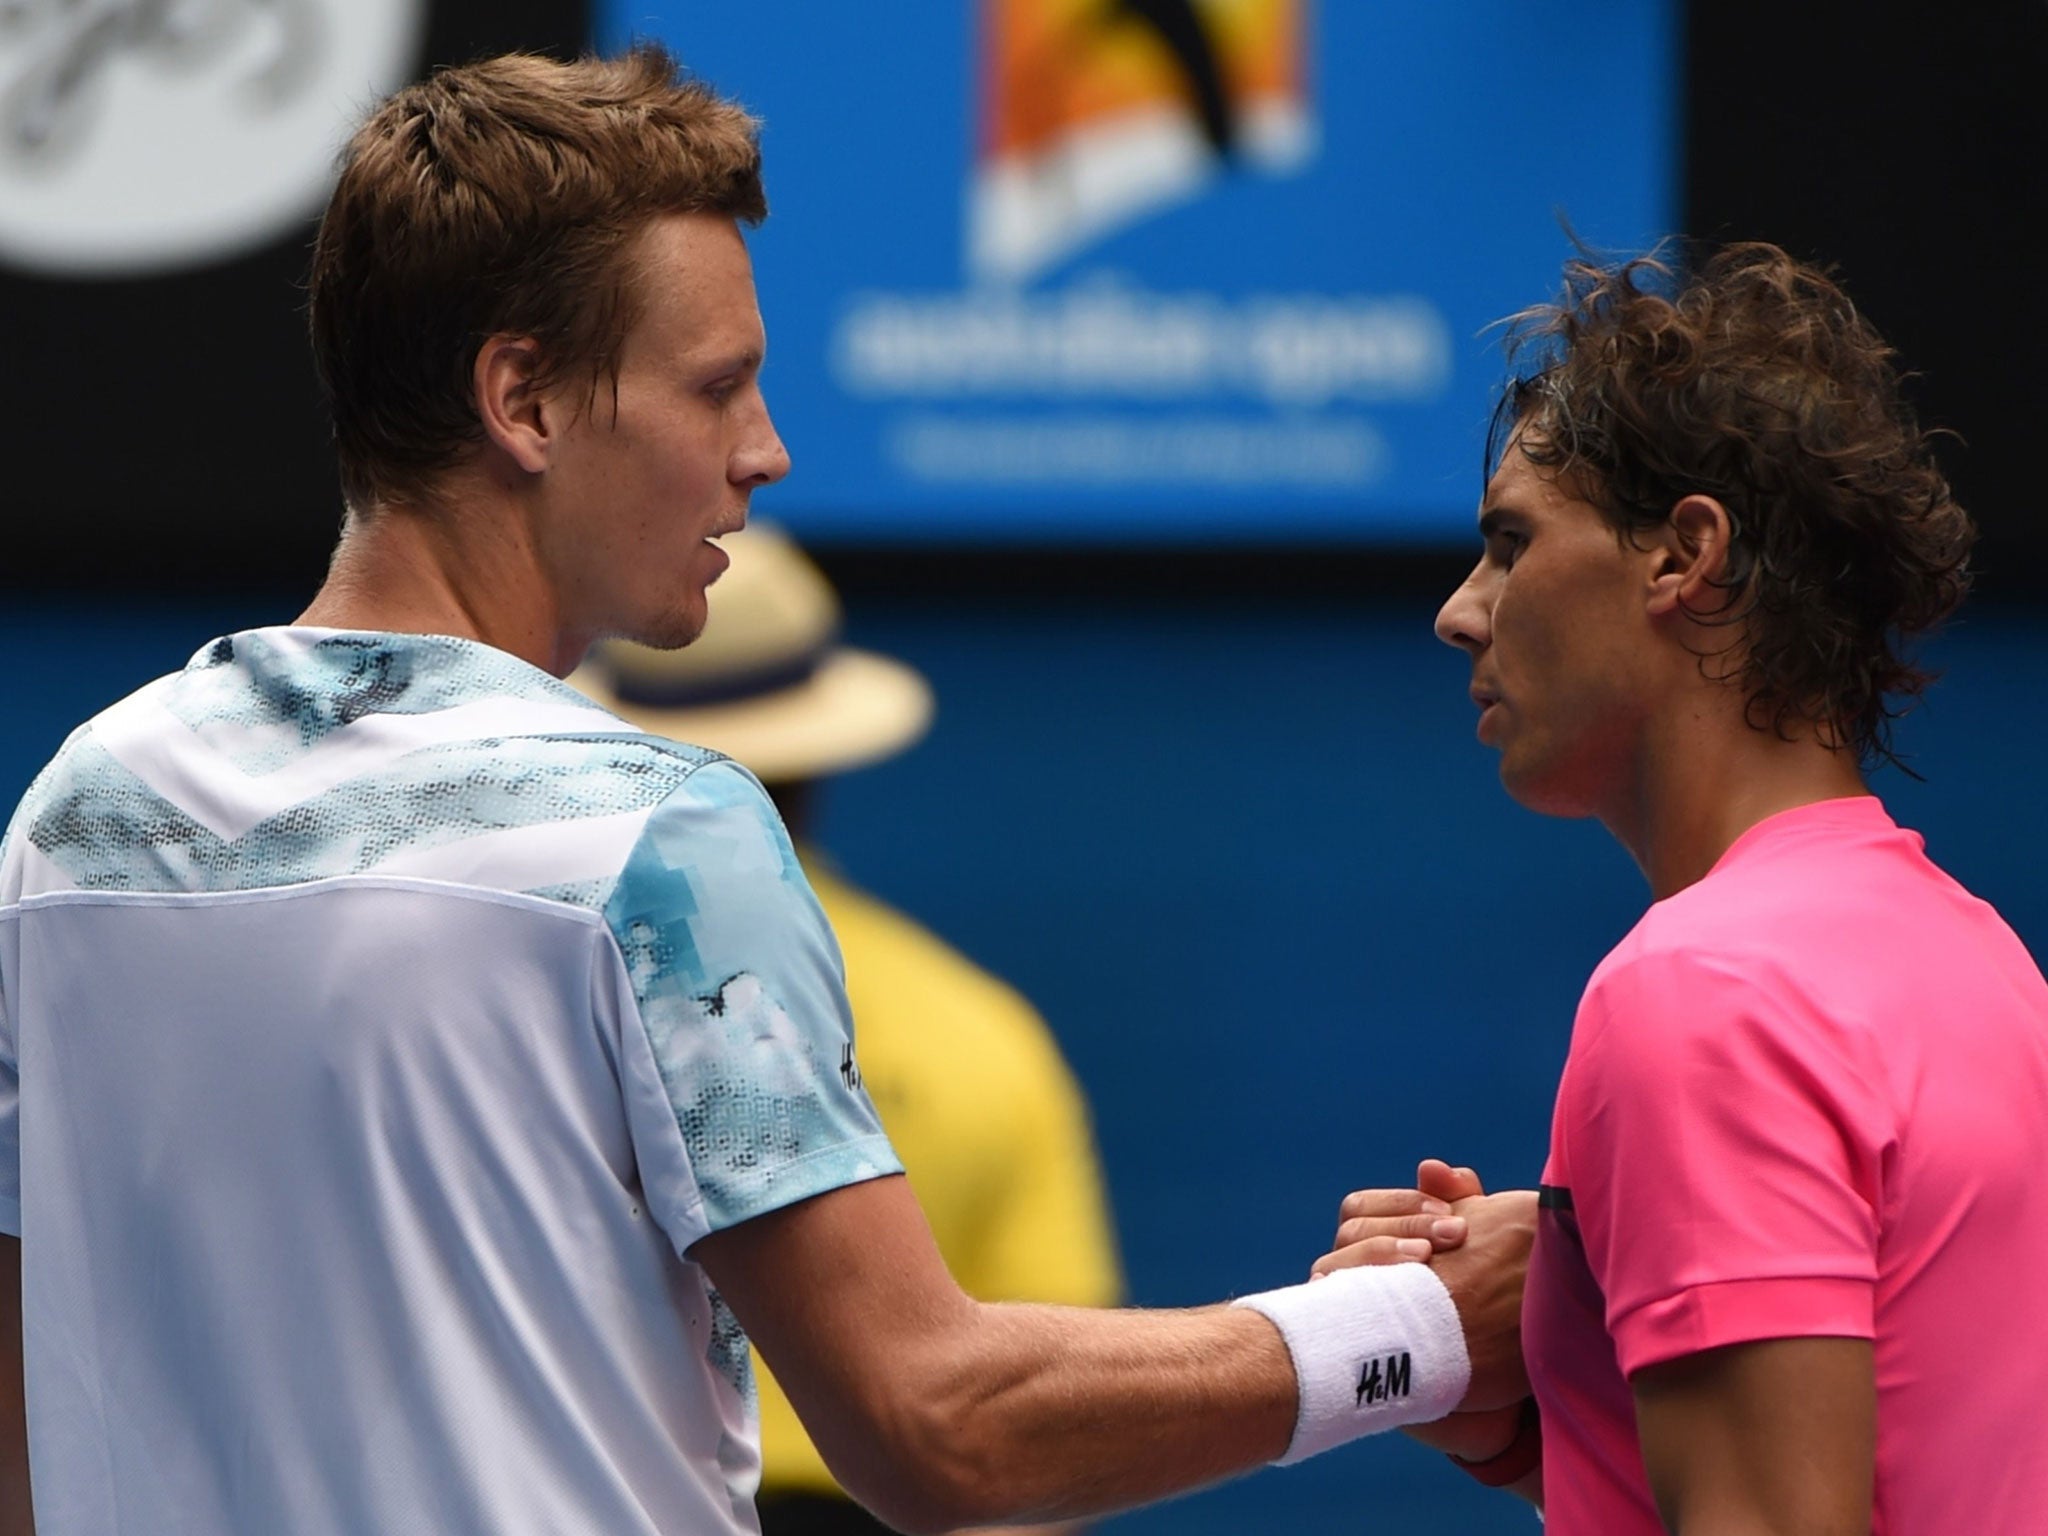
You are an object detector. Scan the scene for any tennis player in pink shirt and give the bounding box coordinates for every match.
[1409,243,2048,1532]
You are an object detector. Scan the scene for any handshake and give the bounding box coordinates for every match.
[1313,1159,1539,1470]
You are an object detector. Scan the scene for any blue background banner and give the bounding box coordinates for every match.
[597,1,1676,542]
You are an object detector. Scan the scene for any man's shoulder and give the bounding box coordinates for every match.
[1571,867,1901,1100]
[1584,796,1986,1023]
[2,629,766,906]
[1582,891,1828,1038]
[1584,806,1885,991]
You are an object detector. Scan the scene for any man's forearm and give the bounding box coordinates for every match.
[702,1180,1313,1534]
[849,1298,1295,1531]
[701,1176,1493,1536]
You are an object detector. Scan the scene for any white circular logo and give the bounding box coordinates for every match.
[0,0,427,277]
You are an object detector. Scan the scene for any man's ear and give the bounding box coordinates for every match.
[1647,494,1735,618]
[473,336,556,476]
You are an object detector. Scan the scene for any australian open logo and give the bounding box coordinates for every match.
[0,0,427,277]
[830,1,1450,493]
[971,0,1315,284]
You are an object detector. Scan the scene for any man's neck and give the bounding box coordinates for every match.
[1605,700,1870,902]
[297,489,581,676]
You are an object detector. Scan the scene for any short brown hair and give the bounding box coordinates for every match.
[308,45,766,513]
[1494,241,1974,771]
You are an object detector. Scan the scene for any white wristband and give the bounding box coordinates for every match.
[1231,1263,1470,1464]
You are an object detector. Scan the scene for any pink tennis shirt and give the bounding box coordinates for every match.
[1524,796,2048,1533]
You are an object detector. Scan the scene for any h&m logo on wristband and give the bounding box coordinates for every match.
[1355,1351,1413,1407]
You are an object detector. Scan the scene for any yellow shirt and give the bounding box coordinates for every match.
[754,859,1123,1496]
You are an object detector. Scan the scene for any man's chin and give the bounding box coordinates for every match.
[620,597,710,653]
[1498,752,1600,820]
[638,617,708,652]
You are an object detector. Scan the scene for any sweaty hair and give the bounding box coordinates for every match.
[1492,242,1974,771]
[308,45,766,513]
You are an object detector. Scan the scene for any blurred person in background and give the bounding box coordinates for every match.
[1420,243,2048,1533]
[0,44,1534,1536]
[571,523,1122,1536]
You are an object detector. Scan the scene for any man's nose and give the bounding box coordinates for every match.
[735,399,791,487]
[1434,569,1490,655]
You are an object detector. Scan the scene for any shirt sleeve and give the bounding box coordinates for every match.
[601,759,901,1251]
[1564,945,1891,1377]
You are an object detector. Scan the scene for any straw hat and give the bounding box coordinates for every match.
[569,523,934,782]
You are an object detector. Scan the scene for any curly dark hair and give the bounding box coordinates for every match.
[1490,241,1975,771]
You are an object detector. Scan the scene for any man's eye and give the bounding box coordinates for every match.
[1492,532,1526,570]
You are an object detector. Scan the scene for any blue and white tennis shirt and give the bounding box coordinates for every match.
[0,628,901,1536]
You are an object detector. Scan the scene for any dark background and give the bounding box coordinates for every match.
[0,0,595,593]
[3,0,2044,599]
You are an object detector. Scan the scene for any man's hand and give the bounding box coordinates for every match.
[1314,1158,1485,1273]
[1403,1401,1523,1461]
[1313,1161,1535,1411]
[1311,1181,1472,1273]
